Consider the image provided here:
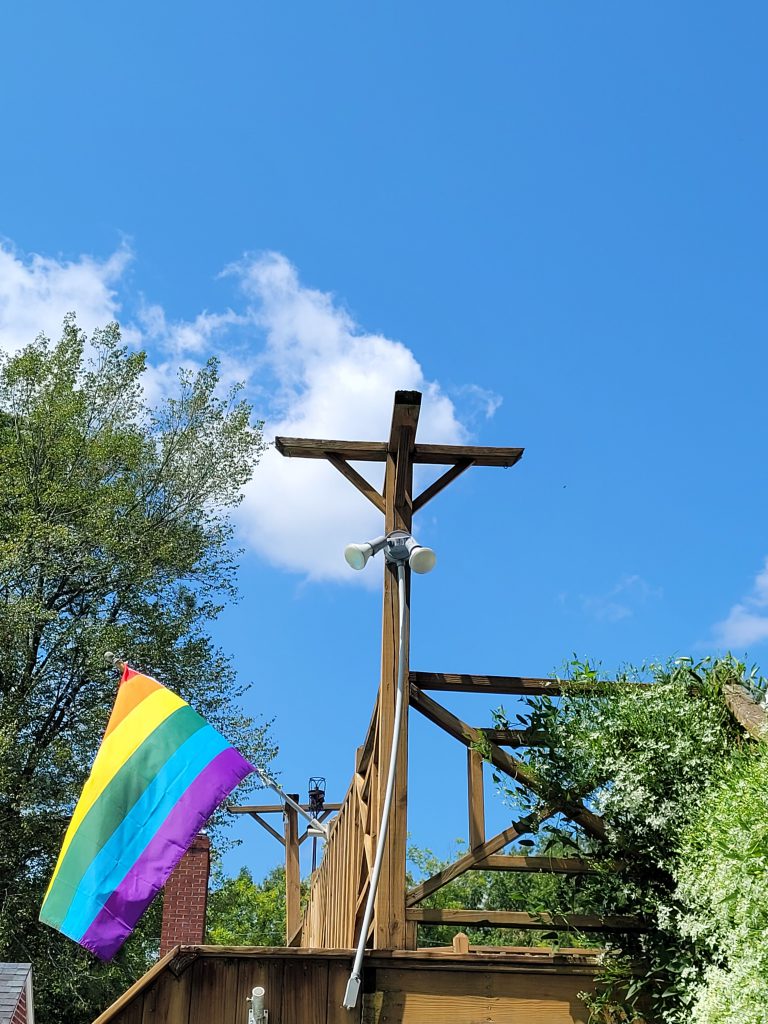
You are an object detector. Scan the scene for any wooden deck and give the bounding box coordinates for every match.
[93,945,606,1024]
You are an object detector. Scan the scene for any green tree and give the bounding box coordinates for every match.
[0,317,276,1023]
[207,866,287,946]
[486,657,749,1023]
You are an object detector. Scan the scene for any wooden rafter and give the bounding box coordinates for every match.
[413,459,474,512]
[229,804,343,815]
[409,683,606,841]
[411,671,651,695]
[326,453,385,513]
[406,909,646,932]
[247,812,284,846]
[406,811,555,906]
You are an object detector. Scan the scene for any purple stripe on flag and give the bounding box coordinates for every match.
[79,746,253,960]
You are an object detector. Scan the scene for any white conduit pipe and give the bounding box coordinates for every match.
[254,767,328,836]
[343,561,407,1010]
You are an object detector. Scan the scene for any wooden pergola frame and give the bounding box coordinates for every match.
[269,391,647,951]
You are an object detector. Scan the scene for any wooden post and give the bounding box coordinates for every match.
[373,391,420,949]
[272,395,527,952]
[467,749,485,850]
[284,794,301,945]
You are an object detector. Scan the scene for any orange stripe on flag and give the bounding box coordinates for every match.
[103,671,162,739]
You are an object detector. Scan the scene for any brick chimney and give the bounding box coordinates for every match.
[159,833,211,955]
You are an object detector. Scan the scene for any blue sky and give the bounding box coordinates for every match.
[2,2,767,880]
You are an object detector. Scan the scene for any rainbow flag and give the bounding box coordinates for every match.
[40,666,254,959]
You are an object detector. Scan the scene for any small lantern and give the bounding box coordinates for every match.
[308,777,326,814]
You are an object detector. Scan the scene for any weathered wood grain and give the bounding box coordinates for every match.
[406,908,646,932]
[274,436,524,467]
[724,681,768,741]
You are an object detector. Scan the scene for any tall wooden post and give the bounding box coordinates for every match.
[373,392,420,948]
[284,794,301,944]
[273,391,524,951]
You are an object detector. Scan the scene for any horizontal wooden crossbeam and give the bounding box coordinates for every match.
[411,672,651,695]
[406,908,646,932]
[228,804,343,814]
[275,436,524,467]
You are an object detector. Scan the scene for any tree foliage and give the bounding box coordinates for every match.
[485,657,750,1023]
[0,318,275,1022]
[206,866,288,947]
[676,744,768,1023]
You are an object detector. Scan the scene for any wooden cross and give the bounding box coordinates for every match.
[275,390,523,948]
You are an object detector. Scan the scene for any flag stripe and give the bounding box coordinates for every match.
[56,723,230,940]
[46,686,186,896]
[78,746,253,959]
[103,673,162,740]
[39,705,206,926]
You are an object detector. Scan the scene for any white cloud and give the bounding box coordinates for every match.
[712,558,768,648]
[0,242,497,582]
[580,574,662,623]
[227,253,467,582]
[0,240,130,353]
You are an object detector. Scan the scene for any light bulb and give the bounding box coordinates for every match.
[408,545,436,574]
[344,543,371,570]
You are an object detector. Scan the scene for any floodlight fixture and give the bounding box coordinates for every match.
[343,531,436,574]
[344,535,386,571]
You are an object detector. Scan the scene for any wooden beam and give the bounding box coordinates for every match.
[374,391,419,949]
[724,681,768,741]
[274,435,524,468]
[275,437,388,461]
[409,684,606,842]
[412,443,523,467]
[406,811,554,906]
[326,453,385,513]
[481,728,547,746]
[413,460,474,513]
[247,812,284,845]
[411,671,593,695]
[467,749,485,850]
[284,795,301,945]
[406,908,646,932]
[230,804,343,814]
[477,856,600,874]
[410,671,652,695]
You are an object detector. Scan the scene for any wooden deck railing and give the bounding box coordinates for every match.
[297,697,379,947]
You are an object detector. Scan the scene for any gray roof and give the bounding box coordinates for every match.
[0,963,31,1024]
